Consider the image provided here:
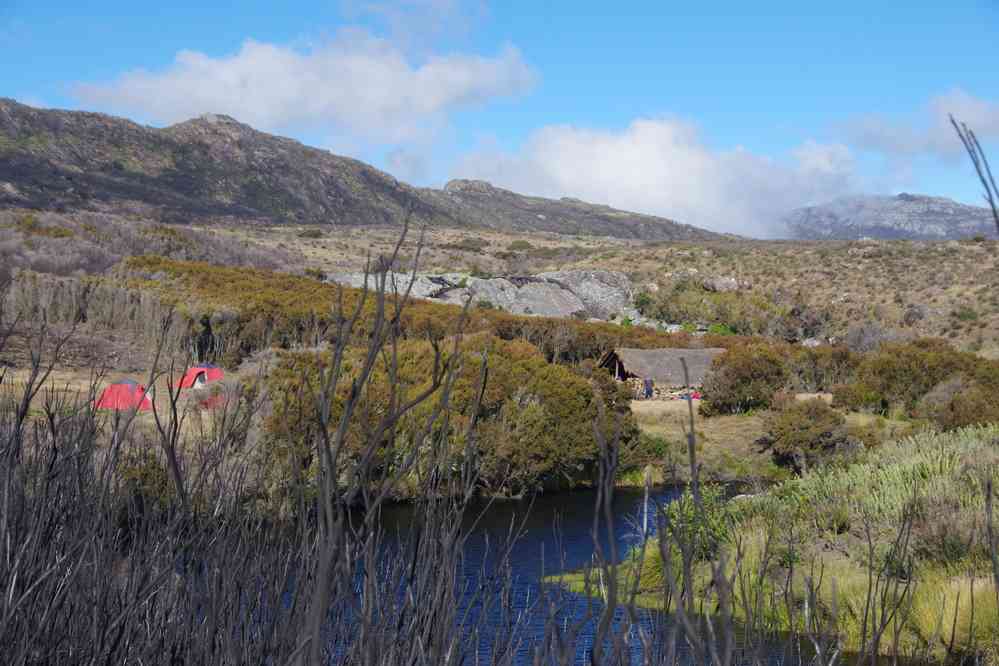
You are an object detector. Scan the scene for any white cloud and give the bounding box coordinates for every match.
[73,30,535,143]
[845,88,999,161]
[386,146,431,181]
[454,118,856,237]
[340,0,486,50]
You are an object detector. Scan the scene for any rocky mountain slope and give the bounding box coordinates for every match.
[0,98,719,241]
[782,193,996,240]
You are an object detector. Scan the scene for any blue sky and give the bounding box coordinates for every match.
[1,0,997,235]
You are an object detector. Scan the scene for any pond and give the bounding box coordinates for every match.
[378,486,682,664]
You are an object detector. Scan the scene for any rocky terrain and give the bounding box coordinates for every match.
[782,193,997,240]
[0,98,720,241]
[326,268,643,321]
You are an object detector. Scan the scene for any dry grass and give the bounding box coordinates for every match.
[629,399,785,485]
[630,396,918,487]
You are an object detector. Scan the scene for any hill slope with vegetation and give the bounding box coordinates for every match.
[0,98,719,241]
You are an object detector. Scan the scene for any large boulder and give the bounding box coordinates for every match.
[438,277,587,317]
[326,269,636,321]
[325,272,465,299]
[537,269,634,319]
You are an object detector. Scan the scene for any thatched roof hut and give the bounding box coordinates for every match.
[598,347,726,387]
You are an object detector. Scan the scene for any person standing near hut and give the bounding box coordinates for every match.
[643,378,654,400]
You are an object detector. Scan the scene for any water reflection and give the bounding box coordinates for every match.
[379,487,681,663]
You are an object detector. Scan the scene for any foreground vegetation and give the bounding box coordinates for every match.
[556,424,999,662]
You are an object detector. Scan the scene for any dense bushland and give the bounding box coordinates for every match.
[119,255,749,366]
[261,334,640,503]
[634,275,829,340]
[699,343,789,415]
[700,336,999,434]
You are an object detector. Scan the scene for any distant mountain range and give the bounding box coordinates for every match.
[781,193,997,240]
[0,98,721,241]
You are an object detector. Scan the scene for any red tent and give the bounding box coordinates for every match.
[95,380,152,412]
[175,363,225,389]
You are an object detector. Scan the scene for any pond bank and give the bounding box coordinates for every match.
[552,425,999,661]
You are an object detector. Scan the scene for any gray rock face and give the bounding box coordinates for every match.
[537,269,634,319]
[782,193,996,240]
[325,268,635,321]
[325,272,460,300]
[438,277,587,317]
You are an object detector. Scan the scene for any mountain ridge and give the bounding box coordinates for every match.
[0,98,721,241]
[781,193,996,240]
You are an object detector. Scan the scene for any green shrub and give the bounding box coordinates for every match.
[506,239,533,252]
[707,323,735,336]
[662,485,731,561]
[928,380,999,431]
[831,382,882,412]
[627,431,673,466]
[445,237,490,253]
[700,344,789,415]
[952,305,979,322]
[262,334,640,500]
[759,399,859,473]
[633,291,653,313]
[122,256,748,369]
[14,213,74,238]
[787,345,858,392]
[840,339,973,414]
[119,450,174,511]
[297,228,324,239]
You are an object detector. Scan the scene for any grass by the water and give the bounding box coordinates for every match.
[558,424,999,661]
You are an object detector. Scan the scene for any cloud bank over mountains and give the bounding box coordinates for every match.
[68,0,998,237]
[455,89,999,237]
[75,31,535,144]
[456,120,857,238]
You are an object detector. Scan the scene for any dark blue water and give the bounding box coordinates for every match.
[379,486,682,663]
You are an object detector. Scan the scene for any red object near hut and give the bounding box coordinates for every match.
[175,363,225,389]
[95,380,152,412]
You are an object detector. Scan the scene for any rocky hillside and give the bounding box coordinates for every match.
[782,193,997,240]
[427,180,712,239]
[325,269,640,321]
[0,99,719,241]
